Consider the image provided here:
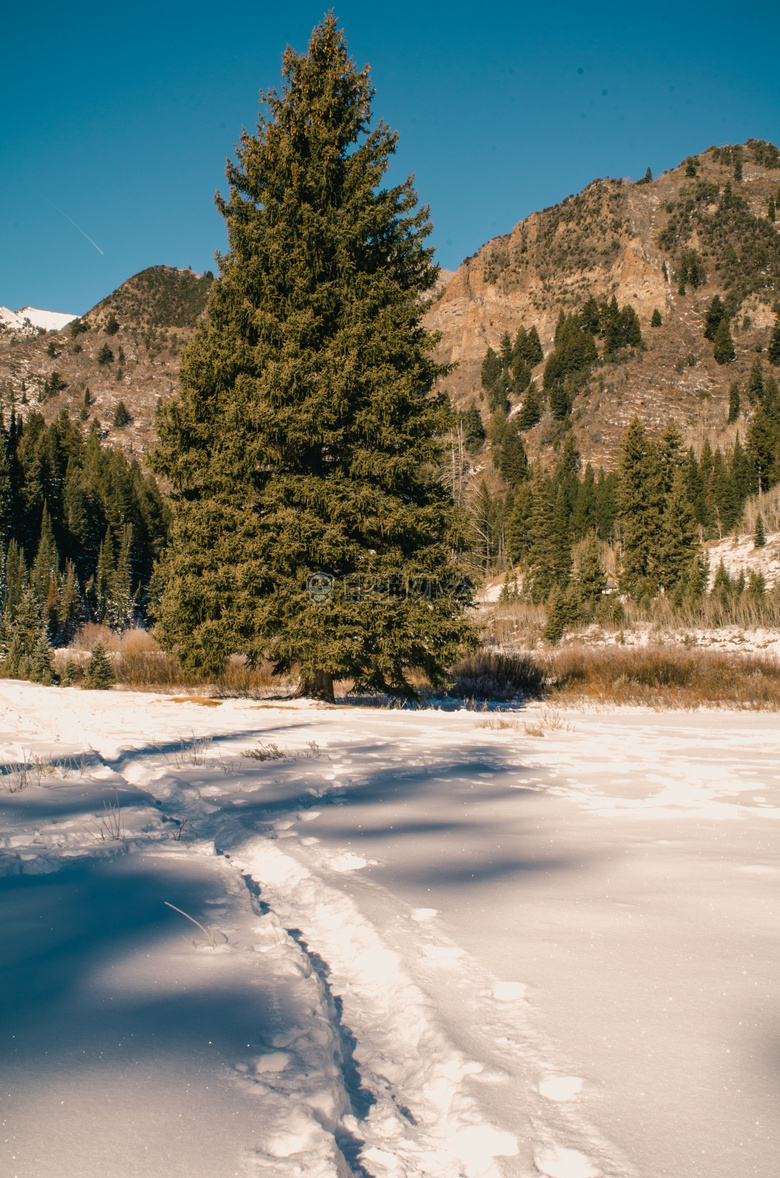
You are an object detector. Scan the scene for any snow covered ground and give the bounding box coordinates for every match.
[1,683,778,1178]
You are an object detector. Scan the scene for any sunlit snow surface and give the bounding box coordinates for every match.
[1,683,778,1177]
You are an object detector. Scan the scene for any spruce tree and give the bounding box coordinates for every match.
[575,532,606,607]
[727,380,741,423]
[617,417,664,593]
[516,382,543,430]
[659,468,700,591]
[769,315,780,366]
[525,325,543,367]
[703,295,726,341]
[754,513,766,548]
[83,642,115,690]
[152,17,474,698]
[713,317,736,364]
[651,308,662,327]
[747,357,763,405]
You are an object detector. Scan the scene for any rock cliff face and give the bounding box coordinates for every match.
[425,141,780,466]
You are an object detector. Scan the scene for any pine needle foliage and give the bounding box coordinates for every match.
[83,642,115,689]
[153,16,474,698]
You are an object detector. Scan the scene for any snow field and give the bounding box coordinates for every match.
[2,682,778,1176]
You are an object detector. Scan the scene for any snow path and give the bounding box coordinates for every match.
[1,684,778,1177]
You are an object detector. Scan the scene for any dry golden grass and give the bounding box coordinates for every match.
[540,644,780,709]
[61,628,295,696]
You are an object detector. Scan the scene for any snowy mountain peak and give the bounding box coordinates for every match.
[0,305,78,333]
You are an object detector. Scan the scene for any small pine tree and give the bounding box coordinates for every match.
[703,295,726,341]
[83,642,115,689]
[29,632,55,686]
[768,316,780,366]
[576,533,606,607]
[754,513,766,549]
[113,401,131,427]
[768,197,776,223]
[97,343,114,366]
[727,381,741,423]
[516,382,543,431]
[651,308,662,327]
[525,325,543,367]
[104,313,120,335]
[61,658,85,687]
[543,584,568,643]
[747,356,764,405]
[713,317,736,364]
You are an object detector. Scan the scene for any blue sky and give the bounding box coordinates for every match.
[2,1,778,314]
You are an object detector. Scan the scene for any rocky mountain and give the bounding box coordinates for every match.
[424,139,780,468]
[0,266,212,458]
[2,141,779,473]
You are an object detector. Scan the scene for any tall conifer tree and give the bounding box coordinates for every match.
[153,16,473,697]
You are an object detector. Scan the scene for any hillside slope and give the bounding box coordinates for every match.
[424,139,780,467]
[0,266,211,457]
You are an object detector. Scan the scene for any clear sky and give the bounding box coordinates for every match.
[2,0,778,314]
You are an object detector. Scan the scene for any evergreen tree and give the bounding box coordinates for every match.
[481,347,501,390]
[769,315,780,366]
[506,482,533,565]
[499,331,513,371]
[83,642,115,690]
[754,513,766,548]
[31,503,59,602]
[703,295,726,340]
[551,483,573,586]
[525,325,543,367]
[713,317,736,364]
[747,357,763,405]
[581,297,600,335]
[659,418,684,494]
[516,382,543,431]
[572,463,598,537]
[575,532,606,608]
[461,402,485,452]
[764,374,780,425]
[746,406,776,490]
[659,467,700,591]
[495,420,529,488]
[651,308,662,327]
[152,17,474,698]
[768,197,776,223]
[525,478,557,601]
[97,343,114,366]
[727,380,741,423]
[617,417,664,592]
[113,401,131,427]
[104,313,120,336]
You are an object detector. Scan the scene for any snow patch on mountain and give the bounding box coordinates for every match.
[0,305,78,333]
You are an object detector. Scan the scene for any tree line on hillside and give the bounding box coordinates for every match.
[468,408,779,640]
[0,409,170,682]
[477,297,645,435]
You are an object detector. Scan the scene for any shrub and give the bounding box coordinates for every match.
[449,651,545,700]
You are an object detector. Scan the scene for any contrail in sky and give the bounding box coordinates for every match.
[44,198,105,255]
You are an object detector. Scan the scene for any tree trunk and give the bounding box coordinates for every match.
[296,669,335,703]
